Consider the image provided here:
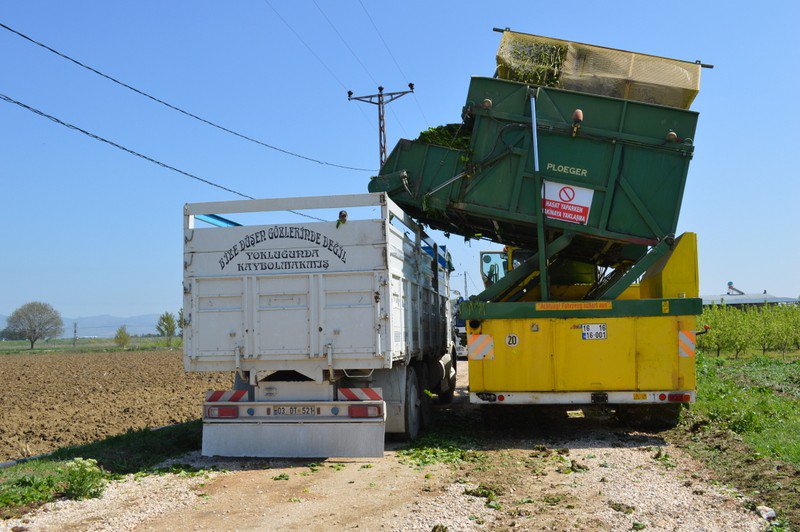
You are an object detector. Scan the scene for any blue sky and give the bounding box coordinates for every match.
[1,1,798,317]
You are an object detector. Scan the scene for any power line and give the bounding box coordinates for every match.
[465,271,480,292]
[262,0,378,135]
[312,0,377,85]
[357,0,430,127]
[311,1,408,137]
[387,105,409,138]
[0,92,325,222]
[0,21,374,172]
[262,2,348,90]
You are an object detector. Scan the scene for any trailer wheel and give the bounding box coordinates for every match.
[402,366,422,441]
[417,364,433,429]
[438,351,458,405]
[616,404,682,431]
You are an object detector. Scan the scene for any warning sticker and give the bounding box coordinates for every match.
[542,181,594,225]
[535,301,613,311]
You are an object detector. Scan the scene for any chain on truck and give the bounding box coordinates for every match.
[183,193,456,458]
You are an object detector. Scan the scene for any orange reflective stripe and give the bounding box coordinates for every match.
[678,338,694,357]
[472,336,491,355]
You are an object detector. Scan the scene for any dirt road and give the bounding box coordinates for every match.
[2,369,765,531]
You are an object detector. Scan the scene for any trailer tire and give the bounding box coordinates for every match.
[438,351,458,405]
[402,366,422,441]
[616,404,681,431]
[417,364,433,429]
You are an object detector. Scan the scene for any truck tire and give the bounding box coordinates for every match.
[416,363,433,429]
[402,366,422,441]
[438,351,458,405]
[616,404,682,431]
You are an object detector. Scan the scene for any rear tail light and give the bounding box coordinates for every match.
[207,406,239,418]
[348,405,382,418]
[667,393,692,403]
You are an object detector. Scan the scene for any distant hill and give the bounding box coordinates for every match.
[0,313,160,338]
[62,314,160,338]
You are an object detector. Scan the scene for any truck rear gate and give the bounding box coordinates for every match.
[183,193,454,457]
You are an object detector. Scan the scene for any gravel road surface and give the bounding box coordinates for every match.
[1,369,765,531]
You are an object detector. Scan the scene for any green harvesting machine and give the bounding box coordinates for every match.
[369,29,707,303]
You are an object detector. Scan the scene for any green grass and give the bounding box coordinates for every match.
[693,353,800,466]
[662,351,800,528]
[0,421,204,519]
[712,355,800,399]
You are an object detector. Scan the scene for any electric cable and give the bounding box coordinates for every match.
[262,0,378,135]
[0,92,326,222]
[0,21,374,172]
[357,0,430,127]
[312,0,377,86]
[311,0,408,137]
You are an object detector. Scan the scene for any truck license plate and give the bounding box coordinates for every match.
[581,323,607,340]
[272,406,317,416]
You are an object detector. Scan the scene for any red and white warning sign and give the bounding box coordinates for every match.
[542,181,594,225]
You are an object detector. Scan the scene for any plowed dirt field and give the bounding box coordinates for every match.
[0,351,230,462]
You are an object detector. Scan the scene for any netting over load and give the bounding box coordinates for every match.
[496,31,701,109]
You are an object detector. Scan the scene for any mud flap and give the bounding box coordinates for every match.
[202,420,385,458]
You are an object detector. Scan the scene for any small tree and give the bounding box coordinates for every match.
[751,306,775,355]
[773,305,795,358]
[727,307,753,358]
[7,302,64,349]
[790,305,800,350]
[156,311,177,346]
[114,325,130,348]
[698,304,726,356]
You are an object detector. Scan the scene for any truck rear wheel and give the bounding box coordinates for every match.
[438,351,457,405]
[402,366,422,441]
[616,404,682,431]
[416,364,433,429]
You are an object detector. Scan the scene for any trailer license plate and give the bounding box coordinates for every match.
[272,406,317,416]
[581,323,607,340]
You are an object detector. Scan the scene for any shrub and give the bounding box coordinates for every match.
[60,458,107,500]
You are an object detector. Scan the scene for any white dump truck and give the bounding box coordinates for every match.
[183,193,455,457]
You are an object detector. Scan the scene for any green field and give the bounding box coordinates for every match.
[0,336,180,355]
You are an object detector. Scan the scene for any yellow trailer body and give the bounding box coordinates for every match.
[462,233,701,409]
[467,314,696,398]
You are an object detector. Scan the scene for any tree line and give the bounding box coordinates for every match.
[2,301,186,349]
[113,310,184,348]
[698,304,800,357]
